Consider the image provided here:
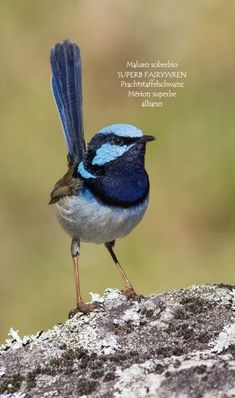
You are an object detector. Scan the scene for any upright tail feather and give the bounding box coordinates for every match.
[50,40,85,164]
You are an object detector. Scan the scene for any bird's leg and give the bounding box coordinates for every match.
[105,241,140,300]
[70,238,100,315]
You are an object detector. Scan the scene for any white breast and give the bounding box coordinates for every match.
[56,188,148,244]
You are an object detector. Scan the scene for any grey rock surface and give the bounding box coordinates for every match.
[0,285,235,398]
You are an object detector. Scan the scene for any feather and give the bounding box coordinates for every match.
[49,165,83,204]
[50,40,85,163]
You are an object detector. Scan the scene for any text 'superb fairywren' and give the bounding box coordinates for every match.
[49,40,155,313]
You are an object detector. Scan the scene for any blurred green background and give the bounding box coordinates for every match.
[0,0,235,343]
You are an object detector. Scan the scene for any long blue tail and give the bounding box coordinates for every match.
[50,40,85,164]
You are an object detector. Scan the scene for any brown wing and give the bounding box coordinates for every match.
[49,165,83,204]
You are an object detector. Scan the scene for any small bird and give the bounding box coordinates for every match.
[49,40,155,313]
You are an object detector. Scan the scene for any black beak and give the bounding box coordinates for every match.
[137,135,156,144]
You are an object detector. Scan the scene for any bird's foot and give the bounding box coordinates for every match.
[123,287,143,301]
[69,301,104,317]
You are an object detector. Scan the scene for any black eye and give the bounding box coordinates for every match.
[111,136,122,145]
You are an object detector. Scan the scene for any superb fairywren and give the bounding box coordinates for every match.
[49,40,155,313]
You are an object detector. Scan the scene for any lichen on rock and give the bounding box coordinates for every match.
[0,285,235,397]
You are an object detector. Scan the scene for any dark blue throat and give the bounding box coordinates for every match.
[77,144,149,208]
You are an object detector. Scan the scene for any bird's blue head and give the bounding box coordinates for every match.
[77,124,155,207]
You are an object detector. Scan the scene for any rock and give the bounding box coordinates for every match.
[0,284,235,397]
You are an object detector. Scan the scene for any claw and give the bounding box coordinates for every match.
[123,287,143,301]
[68,300,104,318]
